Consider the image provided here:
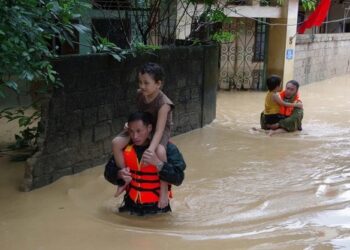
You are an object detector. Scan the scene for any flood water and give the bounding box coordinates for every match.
[1,75,350,250]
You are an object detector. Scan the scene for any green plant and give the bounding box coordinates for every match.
[132,42,161,55]
[206,9,230,24]
[211,31,235,43]
[191,6,234,43]
[300,0,317,11]
[92,39,162,60]
[274,0,316,11]
[92,37,129,61]
[0,0,90,97]
[0,0,90,151]
[0,106,42,150]
[192,38,203,46]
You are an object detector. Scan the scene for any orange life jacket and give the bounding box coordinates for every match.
[279,91,301,117]
[123,145,171,204]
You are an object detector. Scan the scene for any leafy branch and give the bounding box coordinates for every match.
[0,106,42,150]
[0,0,90,152]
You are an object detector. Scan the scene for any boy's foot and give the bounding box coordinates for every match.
[251,127,268,134]
[114,185,126,197]
[157,192,169,209]
[267,123,279,130]
[269,128,286,136]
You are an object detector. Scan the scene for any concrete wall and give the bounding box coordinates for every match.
[22,45,219,191]
[294,33,350,85]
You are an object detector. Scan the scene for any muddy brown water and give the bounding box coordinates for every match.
[1,76,350,250]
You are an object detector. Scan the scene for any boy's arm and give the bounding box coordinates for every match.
[272,93,299,108]
[148,104,171,151]
[141,143,186,186]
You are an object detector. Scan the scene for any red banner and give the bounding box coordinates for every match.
[298,0,331,34]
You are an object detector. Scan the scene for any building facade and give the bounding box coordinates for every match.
[294,1,350,85]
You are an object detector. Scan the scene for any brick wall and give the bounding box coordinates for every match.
[294,33,350,85]
[22,45,219,190]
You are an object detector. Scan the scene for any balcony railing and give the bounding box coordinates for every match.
[92,0,131,10]
[226,0,281,6]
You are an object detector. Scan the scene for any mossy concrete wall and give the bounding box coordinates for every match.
[22,45,219,190]
[294,34,350,85]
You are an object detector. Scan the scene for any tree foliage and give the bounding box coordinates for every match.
[0,0,90,97]
[0,0,90,151]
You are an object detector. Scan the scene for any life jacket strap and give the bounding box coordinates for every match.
[130,169,159,176]
[129,184,160,197]
[132,178,160,184]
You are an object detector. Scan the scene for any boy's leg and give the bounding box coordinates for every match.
[267,123,279,130]
[112,136,129,168]
[260,112,268,130]
[268,128,286,136]
[112,136,130,197]
[156,145,169,209]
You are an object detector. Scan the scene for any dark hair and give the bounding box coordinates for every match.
[127,111,154,126]
[286,80,300,90]
[266,75,282,91]
[138,62,164,82]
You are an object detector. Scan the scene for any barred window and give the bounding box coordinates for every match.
[253,19,267,62]
[92,18,131,49]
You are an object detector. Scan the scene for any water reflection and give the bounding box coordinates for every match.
[68,77,350,247]
[1,76,350,249]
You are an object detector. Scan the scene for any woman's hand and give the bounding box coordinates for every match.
[294,102,303,109]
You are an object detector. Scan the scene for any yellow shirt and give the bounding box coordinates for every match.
[264,91,280,115]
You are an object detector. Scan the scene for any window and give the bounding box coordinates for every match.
[253,19,267,62]
[92,18,131,49]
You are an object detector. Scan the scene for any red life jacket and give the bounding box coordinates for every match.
[123,145,171,204]
[279,91,301,117]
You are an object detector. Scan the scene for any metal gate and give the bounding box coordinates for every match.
[219,18,268,90]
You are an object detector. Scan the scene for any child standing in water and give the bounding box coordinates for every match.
[264,75,302,129]
[112,62,174,209]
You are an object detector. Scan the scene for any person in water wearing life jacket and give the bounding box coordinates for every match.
[261,79,304,136]
[112,63,174,210]
[263,75,302,128]
[105,111,186,216]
